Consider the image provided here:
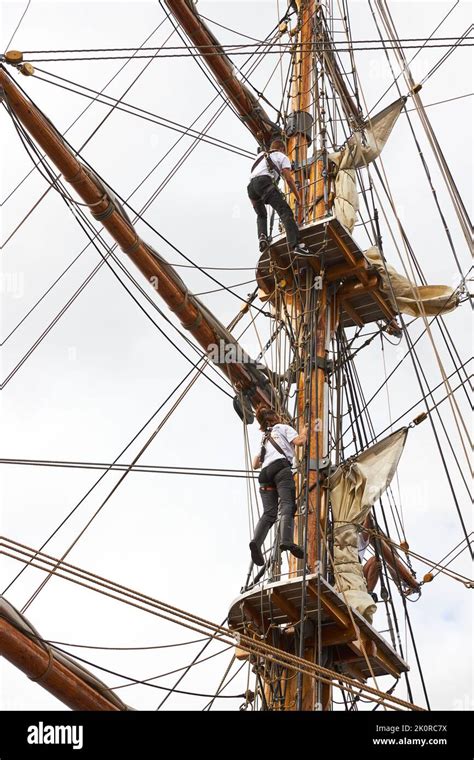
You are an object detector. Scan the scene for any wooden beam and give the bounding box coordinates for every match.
[338,276,379,298]
[336,635,403,680]
[341,661,368,683]
[341,298,364,327]
[320,681,333,711]
[0,618,124,711]
[326,259,369,283]
[327,221,396,324]
[242,602,267,633]
[163,1,277,145]
[320,624,358,647]
[348,636,377,661]
[327,224,369,285]
[307,581,353,630]
[333,646,364,664]
[368,289,397,323]
[270,590,300,623]
[370,647,405,679]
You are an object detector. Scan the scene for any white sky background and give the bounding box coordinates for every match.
[0,0,472,712]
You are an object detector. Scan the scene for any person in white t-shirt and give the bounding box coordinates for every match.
[247,138,310,256]
[249,406,308,566]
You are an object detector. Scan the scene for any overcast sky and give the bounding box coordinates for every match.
[1,0,472,712]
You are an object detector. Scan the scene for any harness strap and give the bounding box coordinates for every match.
[260,427,292,465]
[251,150,282,181]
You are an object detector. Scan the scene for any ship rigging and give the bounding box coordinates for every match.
[1,0,472,713]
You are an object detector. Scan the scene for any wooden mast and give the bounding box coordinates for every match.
[283,0,333,711]
[164,0,362,711]
[280,2,366,711]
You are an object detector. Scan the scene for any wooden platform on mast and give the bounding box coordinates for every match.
[228,573,409,682]
[256,215,399,331]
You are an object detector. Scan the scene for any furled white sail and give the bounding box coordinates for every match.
[329,97,406,232]
[329,97,407,170]
[329,428,408,623]
[365,246,459,317]
[330,164,359,235]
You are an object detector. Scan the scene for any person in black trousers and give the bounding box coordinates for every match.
[249,406,308,566]
[247,138,310,255]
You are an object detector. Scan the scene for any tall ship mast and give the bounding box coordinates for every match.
[1,1,472,715]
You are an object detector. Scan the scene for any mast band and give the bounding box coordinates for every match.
[29,647,54,683]
[122,237,141,255]
[91,200,115,221]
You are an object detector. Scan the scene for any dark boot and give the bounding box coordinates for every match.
[279,515,304,559]
[249,517,271,566]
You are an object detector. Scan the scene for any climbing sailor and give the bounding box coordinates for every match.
[249,406,308,566]
[247,138,311,255]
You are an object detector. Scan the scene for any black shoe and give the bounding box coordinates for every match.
[292,243,311,257]
[259,235,270,253]
[280,542,304,560]
[370,592,379,603]
[249,540,265,566]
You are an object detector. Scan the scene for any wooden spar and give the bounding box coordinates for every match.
[162,0,280,147]
[0,616,124,711]
[0,66,273,410]
[367,518,420,591]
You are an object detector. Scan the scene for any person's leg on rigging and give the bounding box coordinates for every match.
[274,466,304,559]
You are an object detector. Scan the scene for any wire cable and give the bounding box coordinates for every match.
[4,0,31,51]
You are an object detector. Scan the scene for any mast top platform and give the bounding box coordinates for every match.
[256,216,400,331]
[229,573,409,682]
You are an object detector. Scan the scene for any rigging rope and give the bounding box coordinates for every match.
[29,68,255,160]
[16,40,474,62]
[1,16,171,207]
[0,459,256,478]
[367,4,472,293]
[374,0,473,252]
[0,144,233,395]
[0,536,425,711]
[4,0,31,51]
[368,0,462,114]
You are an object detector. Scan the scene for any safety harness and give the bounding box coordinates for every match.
[260,427,292,466]
[251,150,283,184]
[259,427,292,492]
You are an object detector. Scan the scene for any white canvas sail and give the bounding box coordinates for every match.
[364,246,459,317]
[329,428,408,622]
[329,97,406,232]
[329,97,407,170]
